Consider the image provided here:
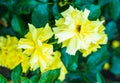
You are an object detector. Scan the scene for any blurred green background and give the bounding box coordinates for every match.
[0,0,120,83]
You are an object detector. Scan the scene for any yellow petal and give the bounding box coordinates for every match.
[42,51,67,81]
[28,23,37,41]
[21,54,30,73]
[81,43,100,57]
[30,53,40,70]
[66,37,80,55]
[55,31,74,43]
[58,64,67,81]
[18,39,34,49]
[61,5,74,17]
[0,36,6,48]
[83,8,90,22]
[38,23,53,42]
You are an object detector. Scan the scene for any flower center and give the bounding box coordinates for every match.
[75,25,81,33]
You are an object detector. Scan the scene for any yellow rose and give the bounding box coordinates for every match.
[53,6,107,57]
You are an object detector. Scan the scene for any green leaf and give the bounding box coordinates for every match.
[52,2,62,20]
[39,69,60,83]
[73,0,94,8]
[11,64,22,83]
[30,75,40,83]
[32,68,41,75]
[38,0,48,3]
[30,68,40,83]
[113,47,120,55]
[54,80,63,83]
[110,55,120,75]
[61,48,79,71]
[105,21,118,40]
[21,77,32,83]
[98,0,111,6]
[31,3,49,27]
[11,15,25,35]
[13,0,38,14]
[109,0,120,20]
[88,4,101,20]
[0,74,7,83]
[87,46,109,72]
[96,72,106,83]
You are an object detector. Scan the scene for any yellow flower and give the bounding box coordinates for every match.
[18,23,54,71]
[112,40,120,48]
[103,62,110,70]
[43,51,67,81]
[0,36,22,69]
[53,6,107,57]
[0,35,29,72]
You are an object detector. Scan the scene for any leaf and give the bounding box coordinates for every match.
[38,0,48,3]
[96,72,106,83]
[32,68,41,75]
[30,75,40,83]
[54,80,63,83]
[105,21,118,40]
[0,0,15,13]
[52,2,62,19]
[113,47,120,55]
[39,69,60,83]
[61,48,79,71]
[11,64,22,83]
[73,0,94,8]
[31,3,49,27]
[109,0,120,20]
[86,46,109,72]
[0,74,7,83]
[110,55,120,75]
[21,77,32,83]
[13,0,38,14]
[98,0,111,6]
[11,15,25,35]
[88,4,101,20]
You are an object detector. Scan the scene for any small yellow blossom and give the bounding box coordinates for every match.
[43,51,67,81]
[53,6,107,57]
[18,23,67,80]
[18,23,54,71]
[0,35,27,70]
[112,40,120,48]
[103,62,110,70]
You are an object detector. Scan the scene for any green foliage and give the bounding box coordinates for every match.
[21,77,32,83]
[109,0,120,21]
[39,69,60,83]
[110,55,120,75]
[61,48,79,71]
[30,75,40,83]
[106,21,118,40]
[13,0,38,15]
[30,68,41,83]
[0,74,7,83]
[87,46,109,72]
[31,3,49,27]
[96,72,106,83]
[11,64,22,83]
[88,4,101,20]
[11,15,25,36]
[98,0,111,6]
